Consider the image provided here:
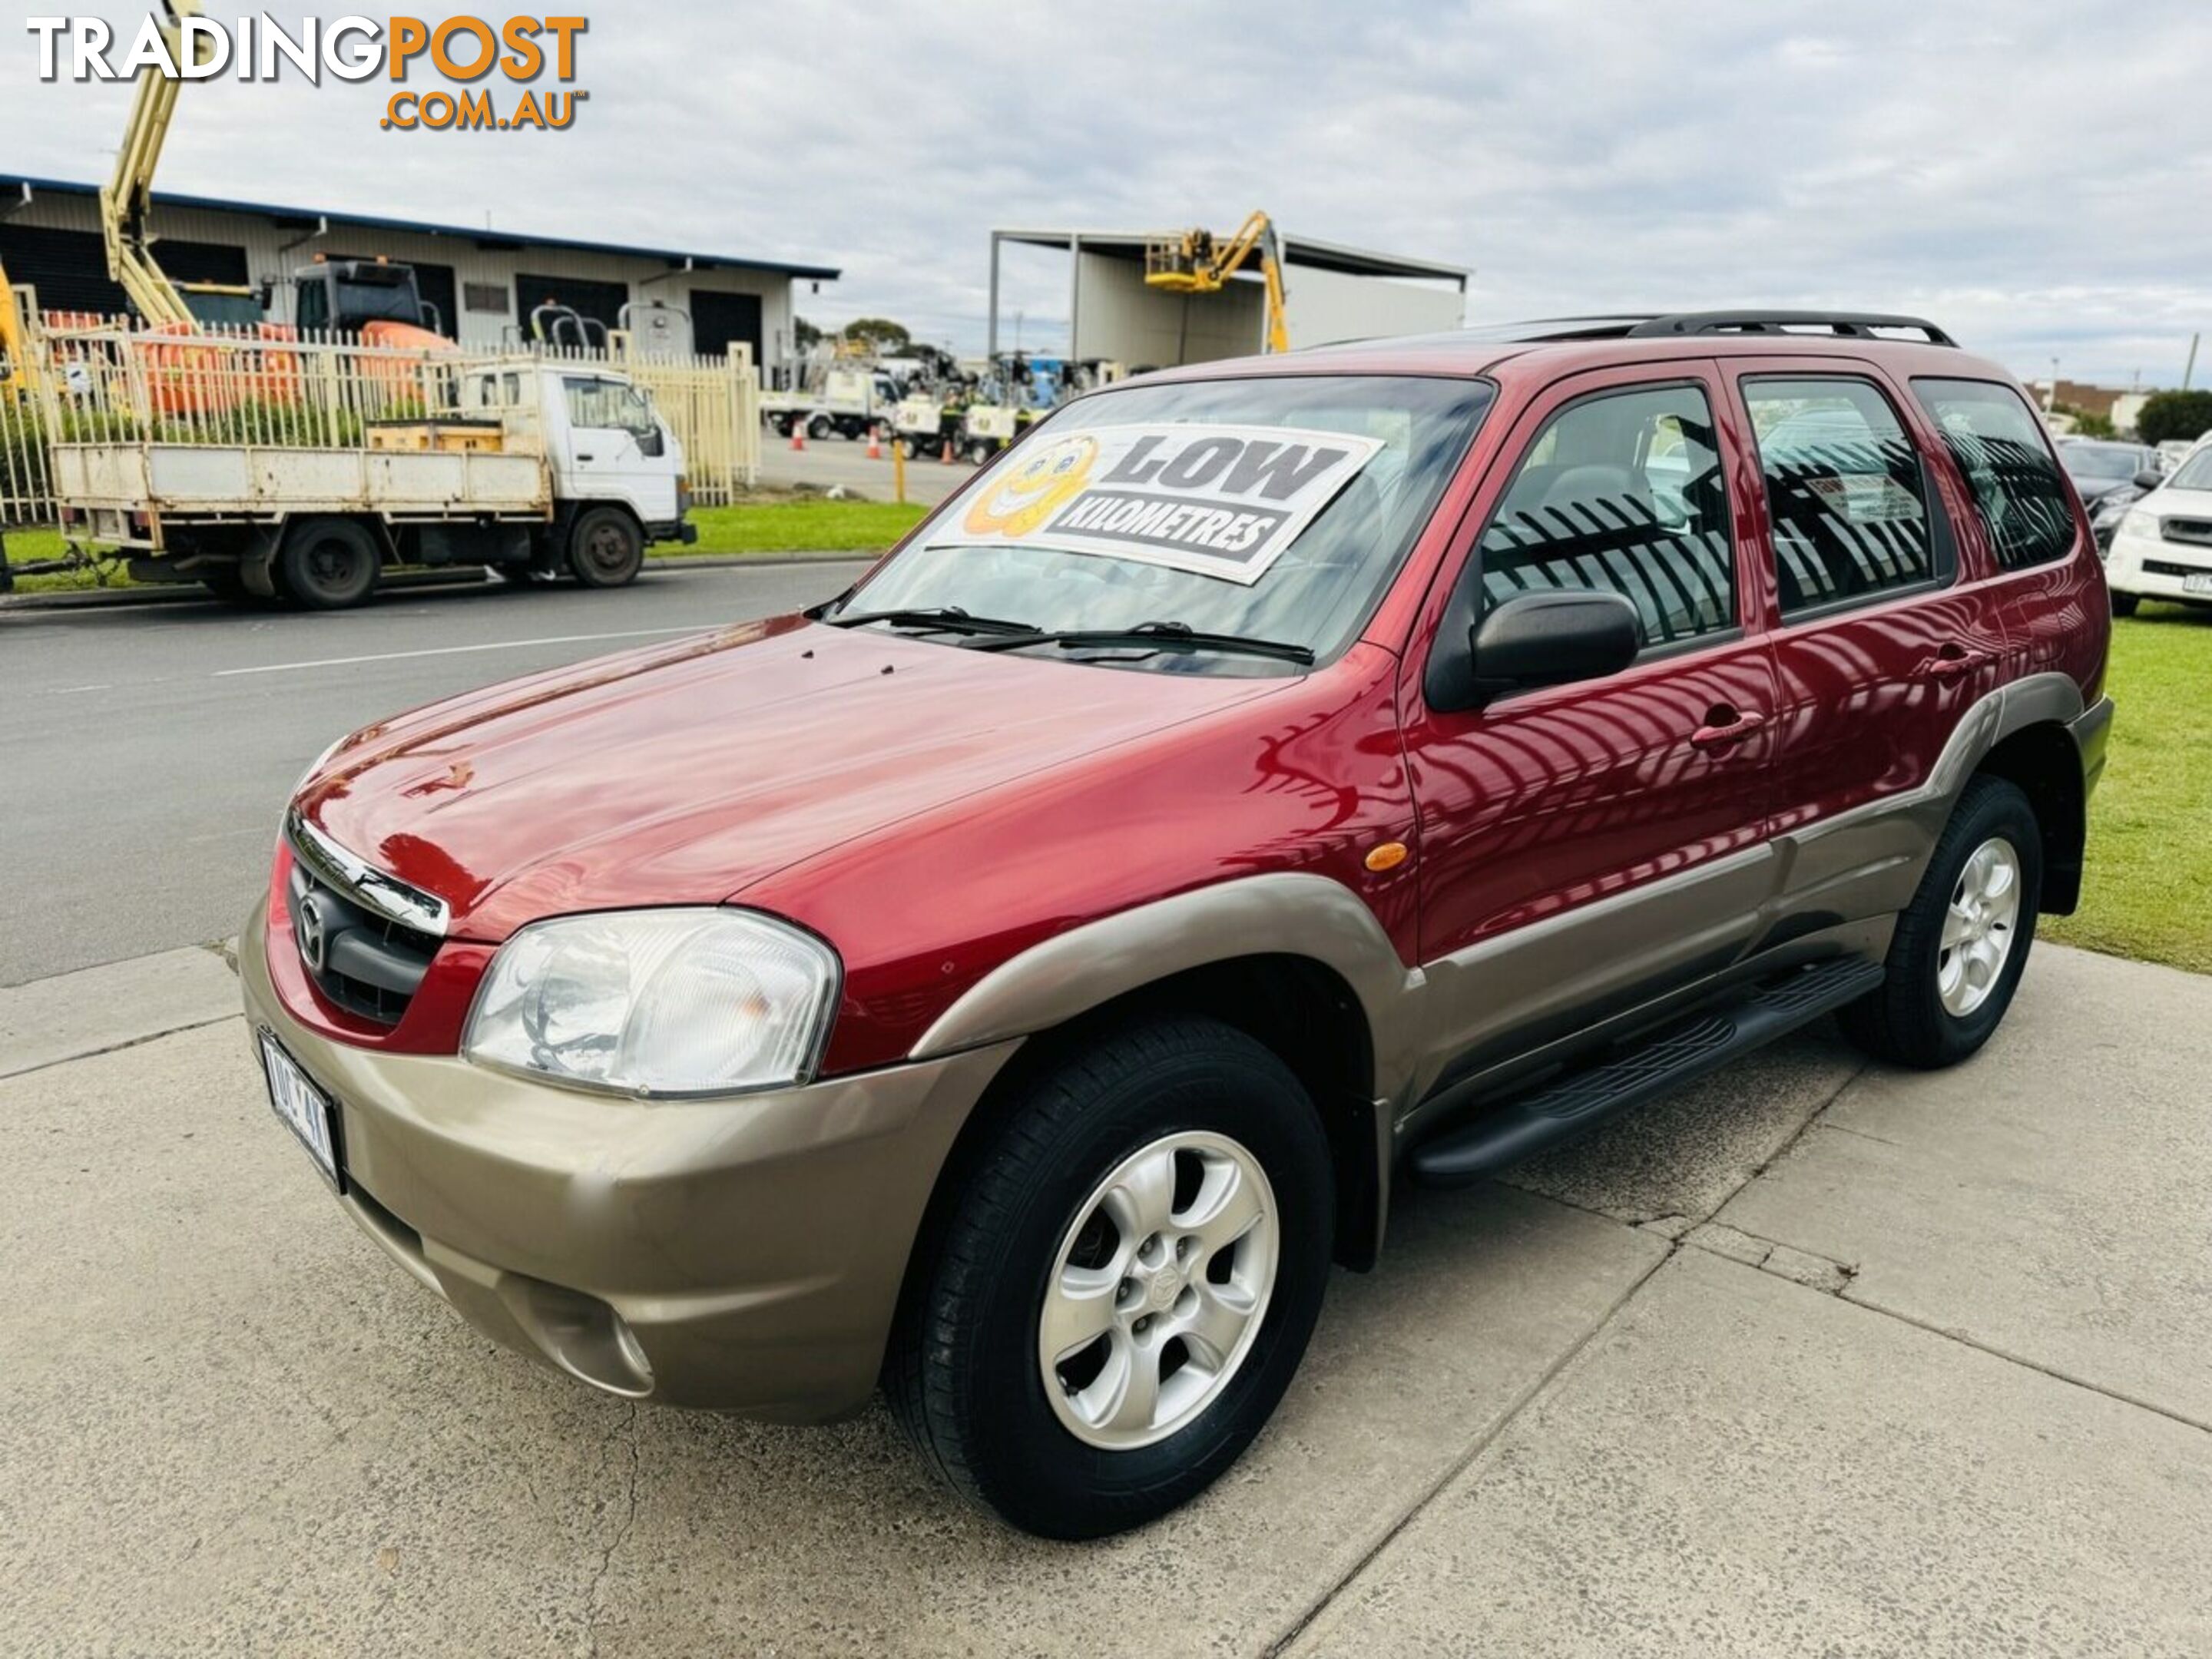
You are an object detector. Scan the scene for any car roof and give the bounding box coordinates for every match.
[1129,324,2018,397]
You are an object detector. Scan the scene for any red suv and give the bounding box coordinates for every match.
[243,311,2111,1538]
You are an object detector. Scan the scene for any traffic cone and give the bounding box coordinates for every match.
[940,436,953,465]
[790,421,806,452]
[866,426,883,460]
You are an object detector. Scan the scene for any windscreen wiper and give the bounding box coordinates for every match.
[965,621,1316,666]
[820,606,1039,638]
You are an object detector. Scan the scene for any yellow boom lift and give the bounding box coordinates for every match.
[101,0,263,328]
[1144,210,1291,354]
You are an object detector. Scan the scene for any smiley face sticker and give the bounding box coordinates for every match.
[962,434,1100,539]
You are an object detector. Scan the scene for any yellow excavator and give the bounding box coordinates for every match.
[0,260,35,396]
[1144,210,1291,354]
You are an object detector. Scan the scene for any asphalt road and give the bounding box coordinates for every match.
[0,560,869,986]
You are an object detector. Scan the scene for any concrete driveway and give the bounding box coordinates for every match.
[2,942,2207,1657]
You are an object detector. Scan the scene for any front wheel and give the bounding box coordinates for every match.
[2108,588,2140,618]
[566,507,644,588]
[1840,774,2041,1069]
[887,1017,1334,1538]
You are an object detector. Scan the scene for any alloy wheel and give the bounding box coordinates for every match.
[1939,836,2022,1016]
[1038,1130,1279,1451]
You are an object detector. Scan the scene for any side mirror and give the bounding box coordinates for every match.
[637,426,666,459]
[1465,590,1643,702]
[2134,467,2164,492]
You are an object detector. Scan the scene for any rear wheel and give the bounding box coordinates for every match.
[1840,775,2041,1068]
[279,518,380,610]
[807,413,834,443]
[2108,589,2140,618]
[567,508,644,589]
[887,1016,1333,1538]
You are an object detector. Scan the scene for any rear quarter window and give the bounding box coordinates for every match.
[1912,378,2078,571]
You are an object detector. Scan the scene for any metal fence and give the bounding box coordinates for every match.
[0,318,760,529]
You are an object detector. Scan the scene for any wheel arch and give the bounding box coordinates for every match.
[1975,720,2086,914]
[909,876,1417,1270]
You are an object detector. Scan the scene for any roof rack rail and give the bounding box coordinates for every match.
[1624,310,1958,347]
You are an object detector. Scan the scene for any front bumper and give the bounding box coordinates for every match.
[240,899,1018,1420]
[2105,522,2212,601]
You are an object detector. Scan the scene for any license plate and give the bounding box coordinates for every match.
[2185,573,2212,596]
[260,1032,341,1188]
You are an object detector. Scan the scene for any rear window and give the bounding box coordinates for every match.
[1744,377,1936,614]
[1916,379,2081,571]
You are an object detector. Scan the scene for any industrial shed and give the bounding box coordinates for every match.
[987,227,1469,367]
[0,174,839,374]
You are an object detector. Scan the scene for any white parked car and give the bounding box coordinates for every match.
[2104,439,2212,616]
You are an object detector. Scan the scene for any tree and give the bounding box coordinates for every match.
[842,317,912,353]
[2135,389,2212,448]
[793,315,823,351]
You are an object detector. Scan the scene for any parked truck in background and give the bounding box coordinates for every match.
[761,364,898,442]
[35,323,693,608]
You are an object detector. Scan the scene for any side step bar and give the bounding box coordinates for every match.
[1409,956,1886,1189]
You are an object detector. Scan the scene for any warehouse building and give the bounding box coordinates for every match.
[987,227,1469,366]
[0,174,839,373]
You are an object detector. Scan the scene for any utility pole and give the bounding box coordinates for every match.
[2045,357,2060,414]
[2185,333,2200,392]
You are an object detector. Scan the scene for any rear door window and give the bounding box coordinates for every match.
[1743,377,1936,614]
[1912,378,2078,570]
[1477,383,1737,647]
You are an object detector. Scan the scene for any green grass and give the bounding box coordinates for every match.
[2,497,927,594]
[681,498,926,556]
[2046,607,2212,975]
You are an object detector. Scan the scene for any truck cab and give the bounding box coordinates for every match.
[293,258,446,344]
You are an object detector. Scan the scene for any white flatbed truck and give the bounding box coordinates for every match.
[30,329,694,608]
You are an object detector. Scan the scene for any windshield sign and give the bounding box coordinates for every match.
[929,422,1383,585]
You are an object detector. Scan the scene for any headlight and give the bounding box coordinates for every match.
[464,909,839,1098]
[2119,509,2157,541]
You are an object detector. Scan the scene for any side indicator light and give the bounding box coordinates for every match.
[1364,842,1410,873]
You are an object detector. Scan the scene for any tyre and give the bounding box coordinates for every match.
[902,437,922,462]
[966,440,993,466]
[566,507,644,588]
[2108,589,2140,618]
[279,518,380,610]
[1839,774,2041,1069]
[887,1016,1334,1539]
[807,413,834,442]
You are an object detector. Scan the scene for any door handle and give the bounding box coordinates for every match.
[575,452,598,462]
[1689,708,1767,753]
[1922,647,1992,683]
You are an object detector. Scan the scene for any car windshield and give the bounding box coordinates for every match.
[2061,443,2144,481]
[830,374,1493,674]
[2169,449,2212,490]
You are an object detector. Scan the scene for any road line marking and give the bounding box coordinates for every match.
[213,625,714,677]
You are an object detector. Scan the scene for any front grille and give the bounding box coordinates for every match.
[285,821,445,1027]
[2162,518,2212,548]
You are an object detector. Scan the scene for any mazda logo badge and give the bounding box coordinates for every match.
[296,894,329,973]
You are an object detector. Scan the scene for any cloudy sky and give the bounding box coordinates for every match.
[7,1,2209,385]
